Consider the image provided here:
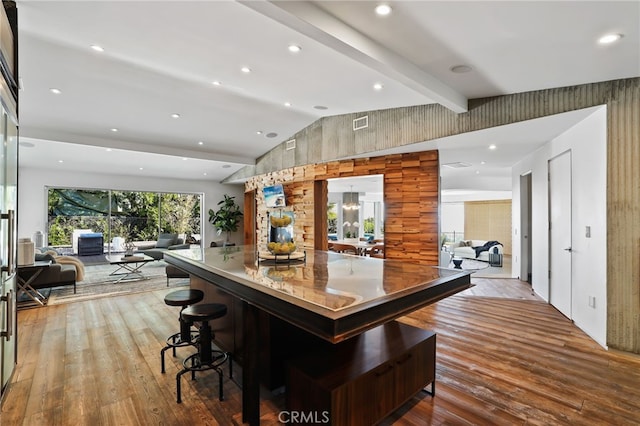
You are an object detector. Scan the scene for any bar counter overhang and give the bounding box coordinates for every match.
[164,246,472,424]
[164,246,472,344]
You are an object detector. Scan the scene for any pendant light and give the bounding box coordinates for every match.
[343,185,360,210]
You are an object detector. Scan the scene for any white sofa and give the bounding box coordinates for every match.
[448,240,503,262]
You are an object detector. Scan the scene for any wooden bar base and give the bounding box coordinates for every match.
[286,321,436,426]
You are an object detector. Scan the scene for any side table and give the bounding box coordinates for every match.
[17,260,52,307]
[489,251,503,267]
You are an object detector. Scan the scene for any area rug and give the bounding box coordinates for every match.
[75,254,109,266]
[448,258,490,271]
[48,261,189,305]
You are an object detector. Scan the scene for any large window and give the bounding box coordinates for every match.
[47,187,201,250]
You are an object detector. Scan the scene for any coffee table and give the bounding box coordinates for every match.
[106,254,155,283]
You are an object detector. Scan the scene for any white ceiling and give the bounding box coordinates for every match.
[16,1,639,184]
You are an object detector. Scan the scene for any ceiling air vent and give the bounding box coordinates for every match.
[353,115,368,131]
[442,162,472,169]
[285,139,296,150]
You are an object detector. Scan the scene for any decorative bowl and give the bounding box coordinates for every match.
[270,215,292,228]
[267,241,296,255]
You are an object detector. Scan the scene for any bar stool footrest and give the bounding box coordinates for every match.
[165,331,200,349]
[183,350,228,371]
[176,351,229,403]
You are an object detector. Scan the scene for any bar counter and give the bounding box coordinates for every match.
[164,246,472,424]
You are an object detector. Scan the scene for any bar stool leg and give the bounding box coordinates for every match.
[161,309,198,374]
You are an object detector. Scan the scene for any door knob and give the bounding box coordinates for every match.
[564,247,572,252]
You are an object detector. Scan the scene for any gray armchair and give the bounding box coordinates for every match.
[139,233,190,260]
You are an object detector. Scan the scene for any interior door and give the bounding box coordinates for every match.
[548,151,572,319]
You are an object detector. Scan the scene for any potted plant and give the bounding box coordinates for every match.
[208,194,243,245]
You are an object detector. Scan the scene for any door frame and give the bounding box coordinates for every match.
[519,172,532,283]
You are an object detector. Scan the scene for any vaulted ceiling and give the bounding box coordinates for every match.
[16,1,639,184]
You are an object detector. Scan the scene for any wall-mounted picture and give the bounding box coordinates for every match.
[264,184,286,208]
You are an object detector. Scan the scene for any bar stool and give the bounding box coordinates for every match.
[176,303,230,403]
[160,289,204,374]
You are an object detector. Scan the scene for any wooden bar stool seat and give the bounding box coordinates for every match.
[176,303,231,403]
[160,289,204,374]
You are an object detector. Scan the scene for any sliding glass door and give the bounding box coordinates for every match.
[46,187,201,254]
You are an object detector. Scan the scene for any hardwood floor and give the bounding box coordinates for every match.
[2,277,639,425]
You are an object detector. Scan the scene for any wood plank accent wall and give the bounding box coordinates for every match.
[245,151,440,265]
[464,200,512,255]
[237,77,640,354]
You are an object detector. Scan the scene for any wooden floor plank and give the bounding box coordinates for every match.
[2,277,639,425]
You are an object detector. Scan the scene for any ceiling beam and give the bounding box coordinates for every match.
[240,0,468,113]
[20,129,256,166]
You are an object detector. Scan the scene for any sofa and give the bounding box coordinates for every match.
[448,240,503,262]
[18,252,79,293]
[139,233,190,260]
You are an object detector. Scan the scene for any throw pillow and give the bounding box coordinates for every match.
[35,253,56,262]
[156,238,175,249]
[460,240,472,247]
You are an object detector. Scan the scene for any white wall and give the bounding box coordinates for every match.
[17,167,245,247]
[512,106,607,348]
[441,202,464,237]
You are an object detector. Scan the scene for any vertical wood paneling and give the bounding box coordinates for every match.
[238,78,640,354]
[606,78,640,353]
[243,190,255,246]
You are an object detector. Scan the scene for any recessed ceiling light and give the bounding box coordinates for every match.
[90,44,104,52]
[284,102,292,107]
[182,157,188,161]
[50,88,61,94]
[475,170,480,174]
[222,164,231,169]
[288,44,302,53]
[375,4,392,16]
[106,148,112,152]
[450,65,473,73]
[256,131,263,135]
[110,128,118,132]
[314,105,328,110]
[171,113,180,119]
[241,66,251,73]
[212,81,221,86]
[58,160,64,163]
[489,144,497,150]
[203,172,208,176]
[373,83,384,91]
[480,161,486,165]
[598,33,622,44]
[198,141,204,145]
[139,167,144,171]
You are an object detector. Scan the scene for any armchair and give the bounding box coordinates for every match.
[139,233,190,260]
